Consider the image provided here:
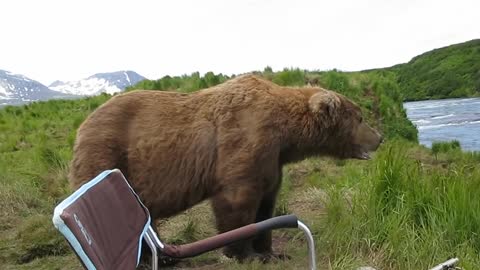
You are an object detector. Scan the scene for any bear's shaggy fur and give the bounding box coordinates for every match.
[69,74,382,261]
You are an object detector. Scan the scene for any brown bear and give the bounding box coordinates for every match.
[68,74,382,262]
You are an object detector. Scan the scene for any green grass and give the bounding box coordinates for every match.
[0,69,476,269]
[0,95,111,269]
[316,140,480,269]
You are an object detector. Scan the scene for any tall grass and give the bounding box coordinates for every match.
[0,95,111,268]
[319,140,480,269]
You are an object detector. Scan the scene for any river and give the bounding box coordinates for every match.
[404,97,480,151]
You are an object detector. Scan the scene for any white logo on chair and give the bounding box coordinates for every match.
[74,213,93,246]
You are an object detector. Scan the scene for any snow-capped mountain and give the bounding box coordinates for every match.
[49,71,145,96]
[0,69,71,106]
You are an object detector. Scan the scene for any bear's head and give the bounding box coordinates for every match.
[308,90,383,160]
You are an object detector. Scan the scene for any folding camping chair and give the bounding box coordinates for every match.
[52,169,317,270]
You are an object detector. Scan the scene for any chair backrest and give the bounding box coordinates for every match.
[53,169,151,270]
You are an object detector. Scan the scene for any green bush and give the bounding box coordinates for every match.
[321,70,353,95]
[431,140,462,160]
[126,71,229,92]
[271,68,305,86]
[432,140,461,154]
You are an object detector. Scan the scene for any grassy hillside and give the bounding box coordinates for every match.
[386,39,480,101]
[1,70,479,269]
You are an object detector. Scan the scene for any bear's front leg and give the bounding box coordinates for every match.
[211,185,264,262]
[252,193,276,253]
[252,177,291,261]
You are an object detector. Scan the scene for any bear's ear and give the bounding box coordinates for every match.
[308,91,341,116]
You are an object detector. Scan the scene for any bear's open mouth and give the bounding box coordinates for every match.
[358,151,371,160]
[352,147,371,160]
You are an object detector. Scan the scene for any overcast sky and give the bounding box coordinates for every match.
[1,0,478,85]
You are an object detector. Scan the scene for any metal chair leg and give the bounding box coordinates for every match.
[143,233,158,270]
[298,221,316,270]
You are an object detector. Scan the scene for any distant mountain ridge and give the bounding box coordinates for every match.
[0,70,146,107]
[49,70,145,96]
[0,69,72,106]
